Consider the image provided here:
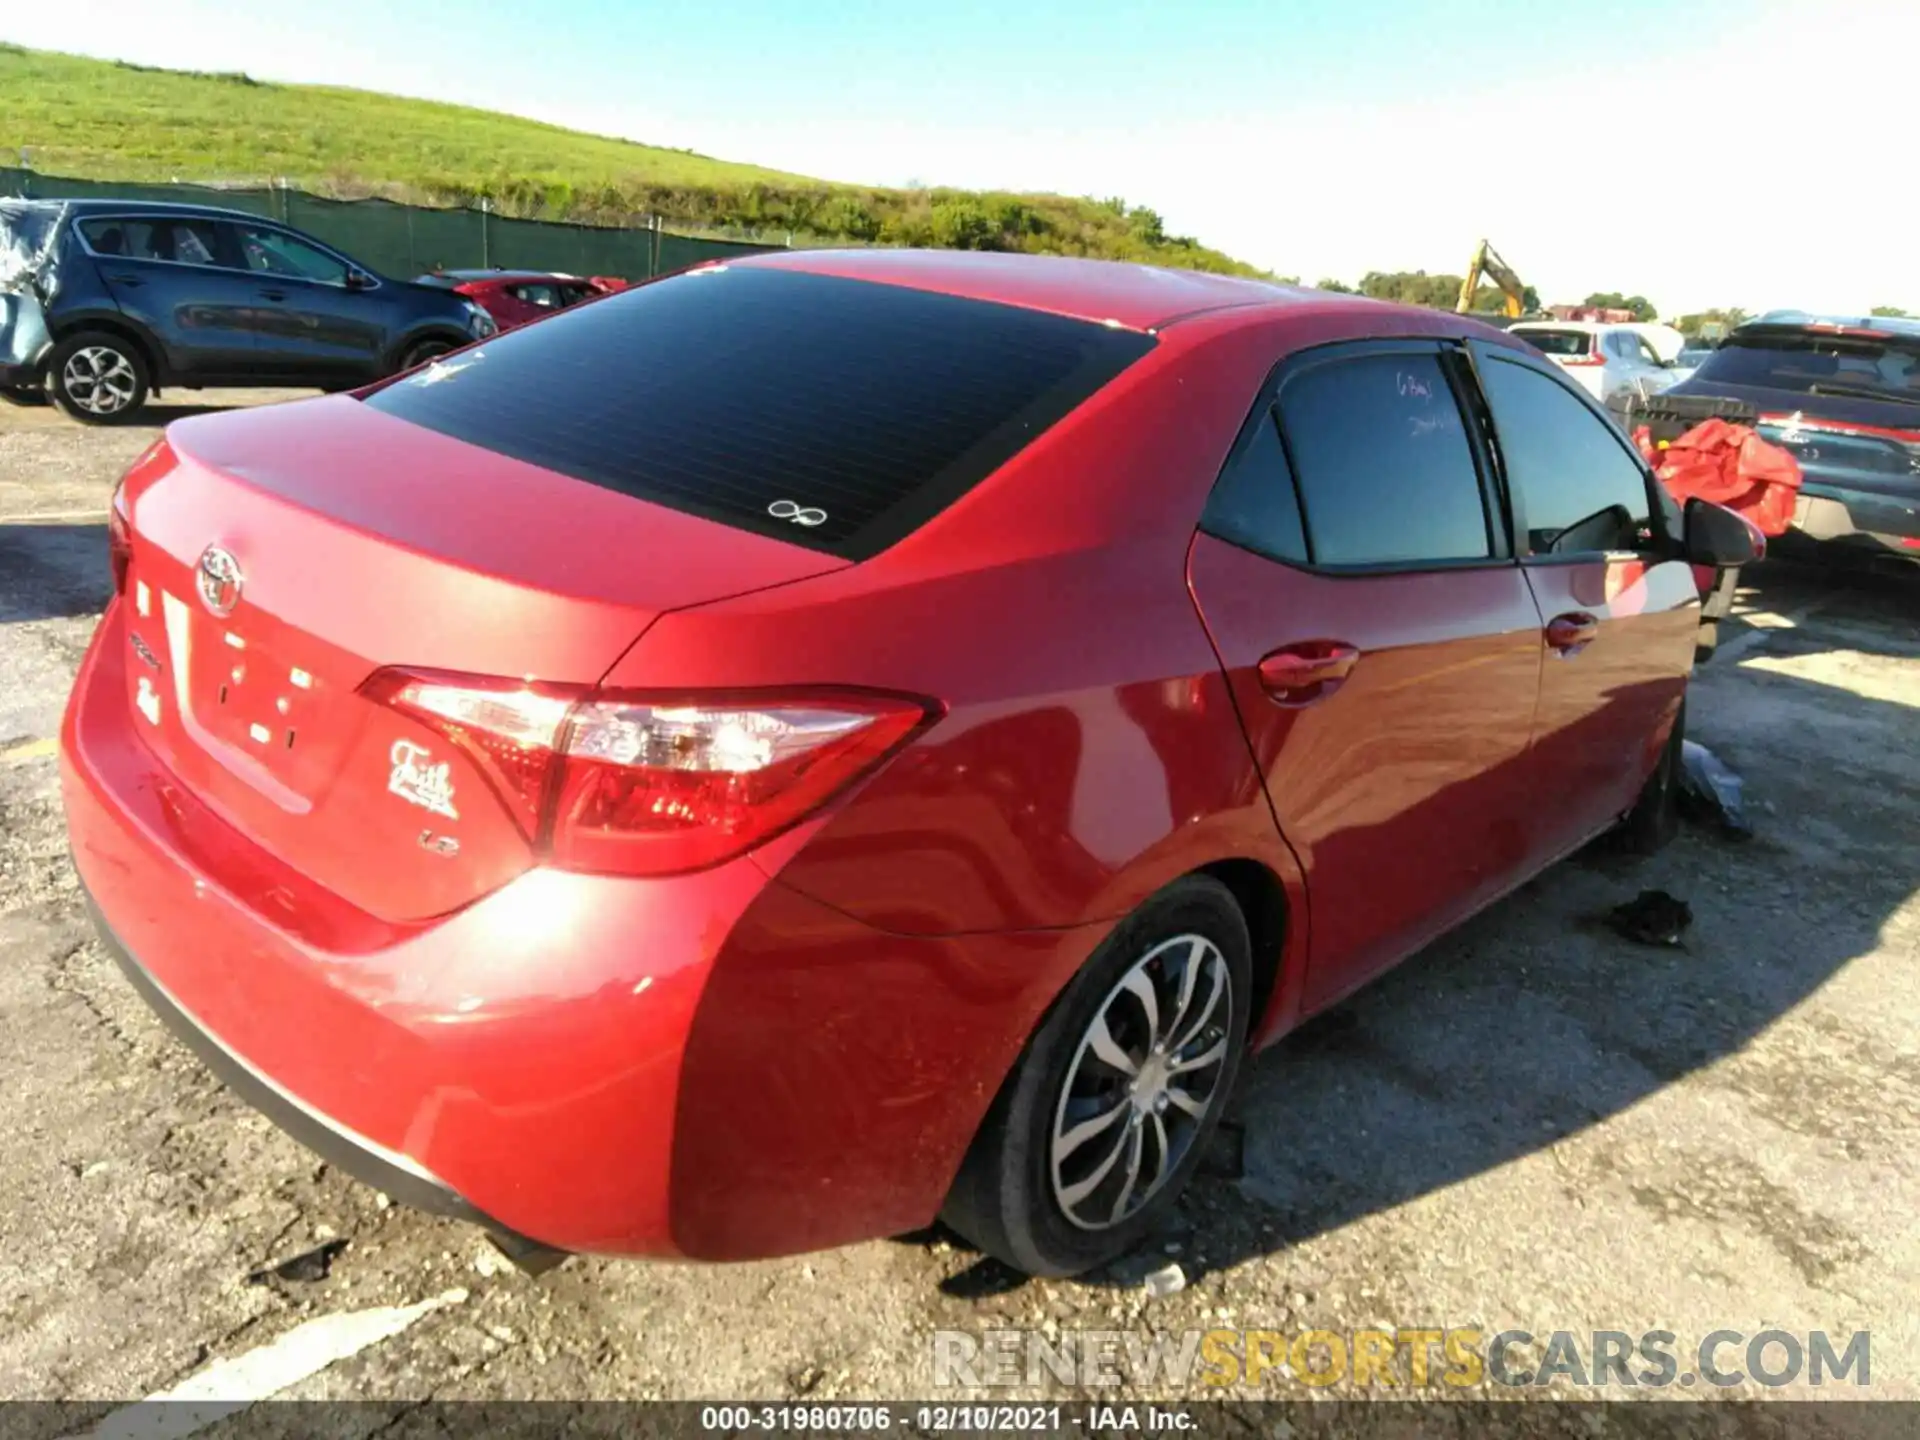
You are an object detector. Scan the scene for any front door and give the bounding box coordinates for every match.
[224,222,388,381]
[1468,342,1701,861]
[1187,340,1545,1013]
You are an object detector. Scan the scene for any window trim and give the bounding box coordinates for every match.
[1461,338,1677,565]
[73,213,233,271]
[72,212,379,290]
[226,221,374,290]
[1199,336,1518,577]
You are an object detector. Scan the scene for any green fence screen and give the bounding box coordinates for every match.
[0,167,780,282]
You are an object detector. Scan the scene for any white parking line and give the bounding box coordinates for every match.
[82,1288,468,1440]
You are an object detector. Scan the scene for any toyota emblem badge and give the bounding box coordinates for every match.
[196,545,244,617]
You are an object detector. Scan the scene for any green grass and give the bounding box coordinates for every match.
[0,44,1267,276]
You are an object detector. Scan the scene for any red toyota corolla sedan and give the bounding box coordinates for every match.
[62,250,1759,1277]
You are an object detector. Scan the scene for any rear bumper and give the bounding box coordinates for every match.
[62,602,1098,1260]
[1,290,53,385]
[81,884,562,1269]
[1794,488,1920,552]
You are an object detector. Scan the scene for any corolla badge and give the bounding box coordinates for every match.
[389,739,459,820]
[196,545,243,617]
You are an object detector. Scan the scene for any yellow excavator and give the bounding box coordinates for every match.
[1456,239,1529,318]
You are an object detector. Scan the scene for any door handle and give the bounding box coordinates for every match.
[1546,612,1600,655]
[259,289,288,301]
[108,274,144,287]
[1256,641,1360,706]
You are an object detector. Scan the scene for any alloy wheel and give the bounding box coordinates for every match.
[1049,933,1232,1230]
[62,346,138,416]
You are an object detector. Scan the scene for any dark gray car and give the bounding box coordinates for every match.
[1663,312,1920,560]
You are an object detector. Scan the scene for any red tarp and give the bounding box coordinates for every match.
[1632,418,1803,538]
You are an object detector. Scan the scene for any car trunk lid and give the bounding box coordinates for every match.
[118,395,847,923]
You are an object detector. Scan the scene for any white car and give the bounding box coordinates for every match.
[1508,322,1681,404]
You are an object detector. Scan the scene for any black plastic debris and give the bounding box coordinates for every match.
[1606,889,1693,948]
[247,1238,348,1285]
[1679,740,1753,840]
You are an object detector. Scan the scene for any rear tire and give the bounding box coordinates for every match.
[46,331,150,423]
[940,875,1252,1277]
[1618,698,1685,856]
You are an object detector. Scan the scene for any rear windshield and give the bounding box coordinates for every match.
[362,265,1156,558]
[1693,332,1920,405]
[1514,329,1594,357]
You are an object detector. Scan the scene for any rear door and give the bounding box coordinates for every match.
[75,215,256,376]
[1188,339,1544,1011]
[1467,341,1700,860]
[224,221,388,379]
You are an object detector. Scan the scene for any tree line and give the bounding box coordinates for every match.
[1310,274,1914,335]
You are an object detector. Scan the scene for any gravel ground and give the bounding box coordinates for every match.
[3,393,1919,1414]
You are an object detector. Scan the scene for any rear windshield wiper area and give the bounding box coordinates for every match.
[1806,382,1920,408]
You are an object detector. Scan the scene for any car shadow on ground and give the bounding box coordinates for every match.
[1719,555,1920,663]
[0,390,319,434]
[0,522,114,623]
[924,650,1919,1297]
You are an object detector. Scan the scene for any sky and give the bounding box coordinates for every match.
[5,0,1914,317]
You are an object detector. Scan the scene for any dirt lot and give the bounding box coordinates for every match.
[3,392,1919,1413]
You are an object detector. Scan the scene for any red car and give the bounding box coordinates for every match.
[64,252,1758,1277]
[416,268,628,332]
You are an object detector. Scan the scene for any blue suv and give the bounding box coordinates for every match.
[2,198,495,422]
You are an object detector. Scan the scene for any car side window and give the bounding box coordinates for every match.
[1635,337,1664,366]
[232,225,349,285]
[1276,352,1492,567]
[1478,355,1654,556]
[79,219,159,261]
[509,283,561,309]
[1198,407,1308,564]
[80,217,224,266]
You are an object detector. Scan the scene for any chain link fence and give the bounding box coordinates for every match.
[0,167,782,281]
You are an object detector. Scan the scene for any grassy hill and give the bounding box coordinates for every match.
[0,44,1267,276]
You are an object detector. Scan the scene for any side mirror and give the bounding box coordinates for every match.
[344,269,375,291]
[1683,497,1764,568]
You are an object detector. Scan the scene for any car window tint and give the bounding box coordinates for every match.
[168,221,219,266]
[79,217,222,265]
[1276,353,1490,567]
[1479,356,1652,555]
[80,219,159,260]
[510,283,561,308]
[1199,407,1307,564]
[234,226,348,284]
[363,266,1154,559]
[1517,329,1592,358]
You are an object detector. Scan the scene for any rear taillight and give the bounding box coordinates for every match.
[362,668,936,877]
[107,481,133,593]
